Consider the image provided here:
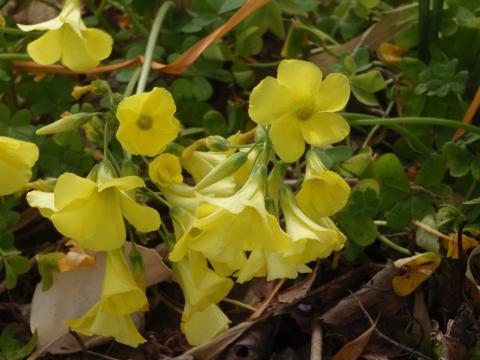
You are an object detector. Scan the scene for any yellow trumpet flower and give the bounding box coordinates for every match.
[149,153,183,188]
[17,0,113,71]
[116,87,180,156]
[27,173,160,251]
[0,136,39,196]
[248,59,350,162]
[66,248,148,347]
[281,187,346,264]
[296,151,351,218]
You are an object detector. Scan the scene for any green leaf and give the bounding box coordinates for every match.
[0,324,37,360]
[191,77,213,101]
[36,252,64,291]
[337,213,379,246]
[386,194,434,230]
[4,255,30,289]
[376,153,410,209]
[315,146,352,169]
[415,154,447,187]
[202,110,228,136]
[443,141,472,177]
[351,70,386,92]
[235,26,263,56]
[346,188,380,219]
[339,147,373,177]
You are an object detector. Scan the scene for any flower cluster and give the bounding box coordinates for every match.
[16,5,352,346]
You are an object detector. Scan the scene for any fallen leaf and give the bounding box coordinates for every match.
[331,320,377,360]
[465,246,480,290]
[376,43,407,66]
[278,261,319,304]
[392,252,441,296]
[412,292,432,345]
[321,262,404,326]
[444,233,478,259]
[28,244,172,359]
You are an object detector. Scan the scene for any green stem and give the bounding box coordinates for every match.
[0,53,31,60]
[389,124,432,154]
[378,234,411,255]
[136,1,174,94]
[124,67,141,97]
[343,114,480,136]
[142,188,171,208]
[0,28,30,36]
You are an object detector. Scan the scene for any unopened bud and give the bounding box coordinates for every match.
[205,135,230,151]
[36,112,90,135]
[195,152,248,191]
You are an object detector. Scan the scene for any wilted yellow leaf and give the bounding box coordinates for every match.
[392,252,441,296]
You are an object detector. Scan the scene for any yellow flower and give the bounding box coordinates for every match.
[17,0,112,71]
[181,150,227,183]
[392,252,441,296]
[281,187,346,264]
[27,173,160,251]
[236,250,311,283]
[66,248,148,347]
[175,251,232,345]
[116,87,180,156]
[248,59,350,162]
[169,166,291,269]
[296,151,350,218]
[149,153,183,188]
[0,136,39,196]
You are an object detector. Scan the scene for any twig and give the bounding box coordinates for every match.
[310,321,323,360]
[250,279,286,319]
[350,292,432,360]
[453,86,480,140]
[414,221,454,242]
[87,350,121,360]
[223,297,257,312]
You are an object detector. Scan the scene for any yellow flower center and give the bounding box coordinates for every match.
[296,107,312,120]
[136,115,153,130]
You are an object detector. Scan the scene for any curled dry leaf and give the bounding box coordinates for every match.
[331,320,377,360]
[466,246,480,290]
[28,244,173,359]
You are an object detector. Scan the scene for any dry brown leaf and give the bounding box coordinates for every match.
[331,320,377,360]
[28,244,172,359]
[278,261,319,304]
[465,245,480,290]
[13,0,269,76]
[310,5,416,73]
[412,292,432,344]
[321,262,404,326]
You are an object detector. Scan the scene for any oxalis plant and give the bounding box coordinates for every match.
[1,0,480,357]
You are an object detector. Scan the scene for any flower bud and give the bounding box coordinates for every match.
[205,135,230,152]
[36,112,90,135]
[195,152,248,191]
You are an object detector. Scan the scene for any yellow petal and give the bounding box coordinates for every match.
[270,116,305,162]
[61,26,100,71]
[117,92,150,118]
[17,16,64,32]
[66,302,146,347]
[98,175,145,192]
[141,87,176,120]
[277,59,323,99]
[300,112,350,147]
[314,73,350,112]
[26,29,63,65]
[0,137,39,195]
[51,190,126,251]
[101,249,148,314]
[248,77,295,125]
[82,28,113,61]
[54,172,96,210]
[26,190,56,218]
[119,193,161,233]
[183,304,230,345]
[297,152,350,217]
